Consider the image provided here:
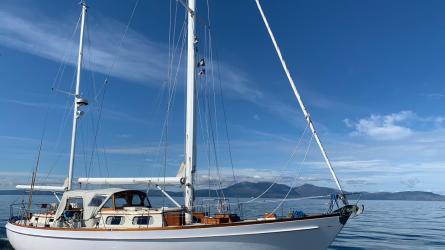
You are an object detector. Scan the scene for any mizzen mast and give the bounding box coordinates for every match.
[184,0,197,225]
[67,1,88,191]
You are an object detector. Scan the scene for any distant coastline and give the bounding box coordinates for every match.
[1,182,444,201]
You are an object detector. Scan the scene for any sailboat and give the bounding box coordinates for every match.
[6,1,362,249]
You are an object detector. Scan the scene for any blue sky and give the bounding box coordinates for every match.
[1,0,445,194]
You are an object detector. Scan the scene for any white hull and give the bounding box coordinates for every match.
[7,215,346,250]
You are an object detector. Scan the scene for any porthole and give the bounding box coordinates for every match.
[132,216,152,225]
[106,216,125,225]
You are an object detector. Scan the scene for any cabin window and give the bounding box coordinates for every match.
[102,199,112,209]
[132,216,152,225]
[66,197,84,209]
[64,197,84,220]
[131,193,143,206]
[112,191,152,209]
[89,195,107,207]
[106,216,125,225]
[114,193,128,209]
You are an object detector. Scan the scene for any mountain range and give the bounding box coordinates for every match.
[1,182,444,201]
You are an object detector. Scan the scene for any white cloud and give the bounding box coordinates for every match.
[0,7,309,128]
[0,6,264,98]
[345,110,414,140]
[0,97,67,109]
[99,146,161,155]
[220,66,264,102]
[0,9,168,85]
[421,93,445,99]
[0,97,149,125]
[0,171,66,189]
[194,167,325,187]
[0,135,38,143]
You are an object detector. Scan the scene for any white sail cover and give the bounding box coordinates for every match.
[77,177,183,186]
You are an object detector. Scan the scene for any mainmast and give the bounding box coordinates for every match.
[184,0,197,224]
[67,1,88,191]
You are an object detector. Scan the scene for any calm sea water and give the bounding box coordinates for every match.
[1,195,444,250]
